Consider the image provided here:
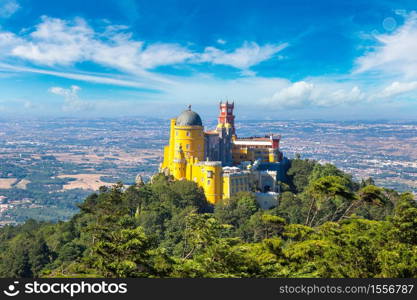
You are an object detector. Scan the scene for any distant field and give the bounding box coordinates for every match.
[1,117,416,225]
[0,178,17,189]
[15,179,30,189]
[58,174,110,191]
[53,150,161,165]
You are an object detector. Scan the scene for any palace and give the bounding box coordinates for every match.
[160,102,289,207]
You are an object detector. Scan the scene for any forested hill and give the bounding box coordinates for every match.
[0,159,416,278]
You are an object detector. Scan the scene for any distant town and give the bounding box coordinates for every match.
[1,117,416,226]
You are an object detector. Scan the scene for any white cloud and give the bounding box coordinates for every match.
[199,41,288,70]
[265,81,365,108]
[216,39,226,45]
[355,11,417,78]
[2,16,195,72]
[0,31,22,54]
[49,85,93,112]
[0,16,284,78]
[135,43,194,69]
[3,14,387,114]
[270,81,314,108]
[380,81,417,97]
[240,69,256,77]
[0,0,20,18]
[0,62,171,90]
[12,17,93,66]
[49,85,80,97]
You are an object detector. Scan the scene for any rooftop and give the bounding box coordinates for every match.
[176,105,203,127]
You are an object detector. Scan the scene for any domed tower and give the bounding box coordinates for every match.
[161,105,224,204]
[162,105,205,181]
[173,105,205,162]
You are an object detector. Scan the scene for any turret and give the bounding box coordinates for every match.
[196,161,223,204]
[218,100,236,136]
[173,145,186,179]
[174,105,205,161]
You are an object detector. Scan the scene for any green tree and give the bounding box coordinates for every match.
[340,185,385,219]
[243,212,286,242]
[29,236,52,277]
[276,191,303,223]
[214,192,259,231]
[287,159,317,193]
[0,235,33,277]
[305,176,355,226]
[91,223,152,277]
[390,192,417,245]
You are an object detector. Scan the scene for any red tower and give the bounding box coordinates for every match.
[218,101,235,135]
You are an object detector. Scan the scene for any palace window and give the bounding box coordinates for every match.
[207,170,213,178]
[207,180,211,185]
[186,144,190,150]
[186,131,190,137]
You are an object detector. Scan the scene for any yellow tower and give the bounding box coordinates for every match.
[161,105,224,204]
[173,106,204,162]
[172,145,186,179]
[268,148,278,163]
[193,161,223,204]
[162,106,204,173]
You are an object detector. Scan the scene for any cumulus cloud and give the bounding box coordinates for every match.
[49,85,80,97]
[380,81,417,97]
[0,0,20,18]
[0,31,22,54]
[355,11,417,78]
[270,81,314,107]
[265,81,365,108]
[49,85,93,112]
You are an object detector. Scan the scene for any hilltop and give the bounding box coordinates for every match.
[0,158,416,278]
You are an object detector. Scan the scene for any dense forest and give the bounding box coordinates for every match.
[0,158,416,278]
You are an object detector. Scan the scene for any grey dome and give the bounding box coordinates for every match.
[176,107,202,126]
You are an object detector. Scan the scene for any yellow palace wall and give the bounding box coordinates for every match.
[162,119,223,204]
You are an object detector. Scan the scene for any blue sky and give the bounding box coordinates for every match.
[1,0,417,120]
